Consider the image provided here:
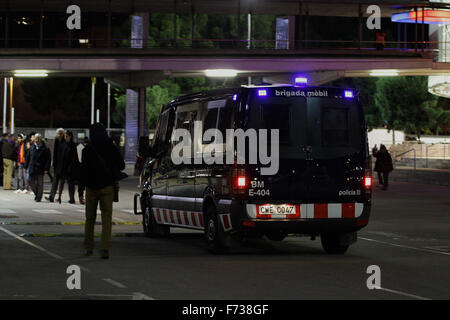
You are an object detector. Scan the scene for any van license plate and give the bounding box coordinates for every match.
[258,204,296,216]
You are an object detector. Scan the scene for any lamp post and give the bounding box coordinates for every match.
[9,77,13,134]
[91,77,96,124]
[2,78,7,134]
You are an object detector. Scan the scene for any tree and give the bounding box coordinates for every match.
[374,76,438,140]
[424,101,450,135]
[21,78,85,127]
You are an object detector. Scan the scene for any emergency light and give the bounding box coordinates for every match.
[344,90,354,98]
[294,77,308,85]
[258,89,267,97]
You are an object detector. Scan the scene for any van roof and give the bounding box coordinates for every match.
[163,84,359,112]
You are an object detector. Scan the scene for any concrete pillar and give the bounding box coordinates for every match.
[288,16,296,50]
[4,1,9,48]
[39,0,44,49]
[125,12,149,163]
[125,88,147,163]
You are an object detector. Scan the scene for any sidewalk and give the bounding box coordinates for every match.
[389,166,450,186]
[0,175,142,225]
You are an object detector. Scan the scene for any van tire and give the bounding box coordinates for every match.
[204,206,230,254]
[143,199,170,238]
[320,232,349,254]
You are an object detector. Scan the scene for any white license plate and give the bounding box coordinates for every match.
[258,204,296,215]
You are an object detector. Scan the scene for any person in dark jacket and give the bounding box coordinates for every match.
[2,134,16,190]
[46,128,65,202]
[373,144,393,190]
[81,123,125,259]
[25,134,51,202]
[57,130,78,204]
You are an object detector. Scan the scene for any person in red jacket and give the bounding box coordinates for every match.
[14,133,28,193]
[376,31,386,50]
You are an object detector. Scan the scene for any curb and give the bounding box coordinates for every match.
[18,232,145,238]
[1,221,141,226]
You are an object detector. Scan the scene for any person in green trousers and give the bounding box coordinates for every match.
[81,123,125,259]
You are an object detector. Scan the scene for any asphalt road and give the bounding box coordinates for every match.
[0,178,449,300]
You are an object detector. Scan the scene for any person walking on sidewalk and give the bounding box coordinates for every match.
[25,134,51,202]
[2,134,16,190]
[46,128,65,202]
[57,130,78,204]
[373,144,393,190]
[81,123,125,259]
[14,133,27,193]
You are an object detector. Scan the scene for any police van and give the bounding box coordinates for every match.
[134,84,372,254]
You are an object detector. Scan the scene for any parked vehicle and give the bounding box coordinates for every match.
[134,85,372,254]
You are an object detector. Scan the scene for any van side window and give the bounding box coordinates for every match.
[322,107,349,147]
[172,102,201,158]
[202,98,233,144]
[154,109,170,148]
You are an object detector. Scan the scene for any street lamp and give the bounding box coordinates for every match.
[204,69,238,77]
[14,70,48,77]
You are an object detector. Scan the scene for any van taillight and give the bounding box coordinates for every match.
[236,176,247,188]
[364,157,372,189]
[232,168,248,195]
[364,176,372,188]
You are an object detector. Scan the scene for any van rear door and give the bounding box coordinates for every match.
[245,87,366,205]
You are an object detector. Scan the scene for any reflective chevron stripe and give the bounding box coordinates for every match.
[152,208,232,231]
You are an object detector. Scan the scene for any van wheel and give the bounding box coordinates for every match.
[265,231,287,241]
[204,206,230,254]
[143,199,170,238]
[321,232,349,254]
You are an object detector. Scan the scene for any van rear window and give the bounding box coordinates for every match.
[322,108,349,147]
[261,104,290,145]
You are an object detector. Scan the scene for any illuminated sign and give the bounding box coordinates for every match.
[391,9,450,24]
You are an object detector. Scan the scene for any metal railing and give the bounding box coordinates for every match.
[0,37,444,56]
[394,148,417,171]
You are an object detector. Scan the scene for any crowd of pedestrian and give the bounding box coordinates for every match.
[0,129,89,203]
[1,124,126,259]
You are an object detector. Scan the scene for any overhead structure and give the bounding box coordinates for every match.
[389,1,450,97]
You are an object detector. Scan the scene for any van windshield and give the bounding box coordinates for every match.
[246,88,365,159]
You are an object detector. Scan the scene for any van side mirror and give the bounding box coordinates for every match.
[138,136,153,158]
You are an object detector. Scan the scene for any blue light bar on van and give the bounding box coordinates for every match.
[233,94,237,101]
[344,90,354,98]
[258,89,267,97]
[294,77,308,85]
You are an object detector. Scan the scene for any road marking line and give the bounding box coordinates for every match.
[0,225,154,299]
[102,278,127,289]
[0,209,16,214]
[375,287,431,301]
[122,209,135,214]
[360,237,450,256]
[131,292,154,300]
[32,209,63,214]
[0,225,89,273]
[87,293,154,300]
